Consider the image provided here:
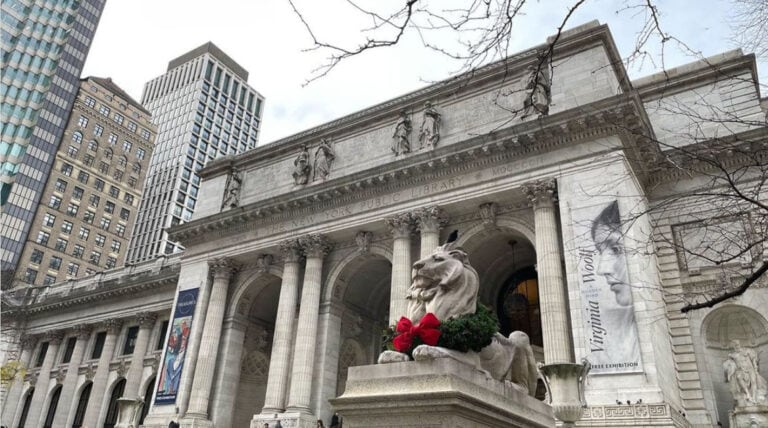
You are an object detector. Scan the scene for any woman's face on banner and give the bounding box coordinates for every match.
[594,224,632,307]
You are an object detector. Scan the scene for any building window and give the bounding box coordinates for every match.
[95,179,105,192]
[111,240,122,253]
[88,140,99,151]
[67,262,79,276]
[78,227,90,240]
[118,156,127,167]
[109,186,120,198]
[77,171,89,184]
[55,179,67,193]
[30,249,44,264]
[120,208,130,220]
[127,121,137,132]
[108,133,118,145]
[73,245,85,258]
[91,332,106,359]
[24,268,37,284]
[67,145,79,157]
[99,105,110,116]
[136,148,146,160]
[156,320,169,350]
[84,96,96,108]
[83,211,95,224]
[36,232,50,245]
[49,195,62,209]
[132,163,141,174]
[89,251,101,264]
[72,131,83,143]
[140,129,150,141]
[123,194,134,205]
[61,163,73,176]
[49,256,62,270]
[36,342,49,367]
[43,213,56,227]
[128,177,137,188]
[89,194,100,207]
[94,125,103,137]
[113,113,124,125]
[106,257,116,269]
[72,187,84,200]
[113,170,123,181]
[115,223,126,237]
[99,218,111,230]
[99,162,109,174]
[62,337,77,363]
[61,221,73,234]
[95,234,106,247]
[66,203,79,216]
[105,201,115,213]
[78,116,88,128]
[104,148,113,160]
[54,238,67,251]
[123,326,139,355]
[43,274,56,285]
[122,141,132,152]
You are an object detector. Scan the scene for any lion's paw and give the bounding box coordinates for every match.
[377,350,410,364]
[412,345,446,361]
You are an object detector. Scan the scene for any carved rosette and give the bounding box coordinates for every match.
[355,231,373,253]
[46,330,65,345]
[209,258,239,281]
[522,178,557,209]
[415,206,449,233]
[385,212,416,239]
[299,234,334,259]
[136,312,158,328]
[279,239,303,264]
[255,254,274,273]
[478,202,498,228]
[73,324,92,340]
[102,318,124,334]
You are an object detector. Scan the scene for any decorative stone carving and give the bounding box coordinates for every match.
[102,318,124,334]
[73,324,92,340]
[522,178,557,208]
[724,340,768,407]
[313,138,336,182]
[136,312,157,328]
[116,360,128,377]
[26,372,38,386]
[255,254,274,272]
[418,101,441,150]
[221,167,243,210]
[151,354,160,375]
[292,145,311,185]
[84,363,96,380]
[478,202,497,228]
[538,359,591,426]
[522,55,552,118]
[299,234,333,259]
[385,212,416,238]
[392,111,412,156]
[55,369,66,385]
[19,334,37,350]
[247,325,270,351]
[45,330,65,345]
[209,258,239,280]
[354,231,373,253]
[414,206,449,233]
[279,239,303,263]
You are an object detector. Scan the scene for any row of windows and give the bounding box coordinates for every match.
[59,162,136,204]
[83,95,152,141]
[72,128,144,159]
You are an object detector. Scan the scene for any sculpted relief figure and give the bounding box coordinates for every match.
[221,167,242,209]
[418,101,441,150]
[379,232,538,396]
[522,59,552,118]
[313,138,335,181]
[392,111,412,156]
[292,145,311,185]
[724,340,768,408]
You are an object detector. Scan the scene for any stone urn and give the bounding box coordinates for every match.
[538,359,590,427]
[115,396,144,428]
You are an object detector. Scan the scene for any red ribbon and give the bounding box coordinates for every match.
[393,313,441,352]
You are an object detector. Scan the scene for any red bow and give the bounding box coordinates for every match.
[393,313,441,353]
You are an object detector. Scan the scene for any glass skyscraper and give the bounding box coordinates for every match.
[1,0,108,285]
[126,42,264,263]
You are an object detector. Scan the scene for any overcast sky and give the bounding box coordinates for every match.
[82,0,764,145]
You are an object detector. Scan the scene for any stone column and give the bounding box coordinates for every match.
[286,234,333,413]
[185,259,238,421]
[523,178,572,364]
[262,241,302,413]
[123,312,157,398]
[25,330,64,428]
[210,319,247,428]
[385,213,415,325]
[2,335,37,428]
[51,325,92,427]
[416,206,449,258]
[82,318,123,428]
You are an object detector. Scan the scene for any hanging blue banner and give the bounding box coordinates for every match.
[155,288,199,404]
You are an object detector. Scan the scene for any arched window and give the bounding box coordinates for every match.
[17,387,34,428]
[72,381,92,428]
[72,131,83,144]
[139,377,156,425]
[88,140,98,152]
[118,155,127,168]
[104,148,113,161]
[132,163,141,174]
[103,378,126,428]
[42,385,62,428]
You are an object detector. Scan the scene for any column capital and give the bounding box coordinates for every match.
[19,334,38,350]
[279,239,303,263]
[136,312,158,328]
[355,231,373,253]
[415,206,449,233]
[210,258,239,280]
[45,330,65,345]
[385,212,416,238]
[522,178,557,208]
[72,324,93,340]
[101,318,124,334]
[299,234,334,259]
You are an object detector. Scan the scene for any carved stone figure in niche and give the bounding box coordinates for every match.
[724,340,768,407]
[391,111,412,156]
[418,101,441,150]
[292,145,311,185]
[522,57,552,118]
[221,167,243,209]
[313,138,335,181]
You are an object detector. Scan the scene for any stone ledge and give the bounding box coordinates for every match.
[577,403,692,427]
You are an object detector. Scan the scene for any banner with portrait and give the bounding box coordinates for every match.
[572,200,642,374]
[155,288,199,404]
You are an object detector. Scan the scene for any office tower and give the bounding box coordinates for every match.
[13,77,156,287]
[1,0,107,286]
[127,42,264,263]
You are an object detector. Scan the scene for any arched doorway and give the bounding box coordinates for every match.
[17,387,34,428]
[497,266,542,347]
[139,376,155,425]
[103,378,126,428]
[72,381,93,428]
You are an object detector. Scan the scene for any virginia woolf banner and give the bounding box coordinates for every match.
[574,200,642,374]
[155,288,199,404]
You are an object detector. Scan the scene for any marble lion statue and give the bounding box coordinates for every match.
[379,231,538,396]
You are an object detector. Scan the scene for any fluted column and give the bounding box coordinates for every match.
[262,242,302,413]
[385,213,415,325]
[416,206,449,258]
[286,234,333,413]
[2,335,37,428]
[51,325,92,427]
[82,318,123,428]
[524,178,572,364]
[26,330,64,428]
[185,259,238,420]
[123,312,157,398]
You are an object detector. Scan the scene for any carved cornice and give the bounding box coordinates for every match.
[279,239,303,263]
[299,234,334,259]
[385,212,416,238]
[45,330,65,345]
[136,311,158,328]
[414,206,449,233]
[522,178,557,209]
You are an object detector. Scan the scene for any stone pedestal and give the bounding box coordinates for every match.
[730,405,768,428]
[330,358,553,427]
[115,397,143,428]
